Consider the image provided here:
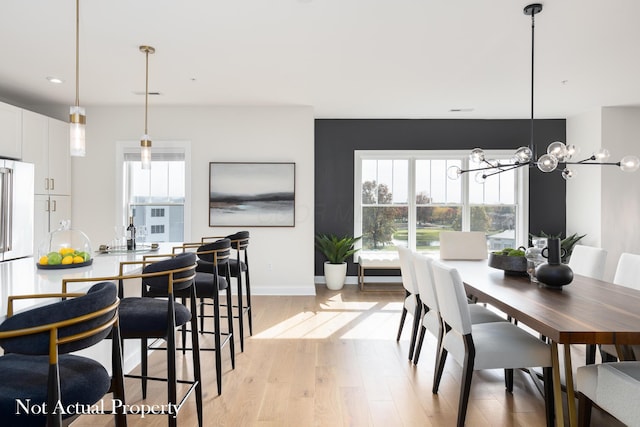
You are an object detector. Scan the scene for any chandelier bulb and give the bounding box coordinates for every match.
[537,154,558,173]
[447,165,462,180]
[620,155,640,172]
[594,148,610,161]
[469,148,485,164]
[561,168,575,180]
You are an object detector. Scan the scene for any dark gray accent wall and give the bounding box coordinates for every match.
[314,118,566,276]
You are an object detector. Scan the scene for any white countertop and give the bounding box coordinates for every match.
[0,242,180,319]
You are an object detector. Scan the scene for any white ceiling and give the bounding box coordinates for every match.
[1,0,639,119]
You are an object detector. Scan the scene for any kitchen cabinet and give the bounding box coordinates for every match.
[0,101,22,159]
[34,194,71,251]
[22,110,71,196]
[23,110,72,250]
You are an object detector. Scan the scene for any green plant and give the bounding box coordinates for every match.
[532,231,586,263]
[315,234,362,264]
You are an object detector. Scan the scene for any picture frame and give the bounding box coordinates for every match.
[209,162,295,227]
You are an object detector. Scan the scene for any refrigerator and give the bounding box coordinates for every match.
[0,160,34,261]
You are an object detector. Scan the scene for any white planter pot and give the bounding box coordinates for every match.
[324,262,347,290]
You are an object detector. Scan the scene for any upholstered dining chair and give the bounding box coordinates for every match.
[202,231,252,352]
[601,252,640,362]
[439,231,488,260]
[0,282,126,427]
[568,245,608,281]
[411,252,505,367]
[63,252,202,427]
[431,260,554,427]
[172,238,235,395]
[577,361,640,426]
[396,246,421,361]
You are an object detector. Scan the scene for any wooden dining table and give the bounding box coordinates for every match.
[442,260,640,427]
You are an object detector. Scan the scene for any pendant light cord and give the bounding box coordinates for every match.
[529,11,535,158]
[144,49,149,135]
[75,0,80,108]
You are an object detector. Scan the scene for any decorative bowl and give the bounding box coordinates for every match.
[488,253,528,276]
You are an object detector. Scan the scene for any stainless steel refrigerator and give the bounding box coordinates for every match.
[0,160,34,261]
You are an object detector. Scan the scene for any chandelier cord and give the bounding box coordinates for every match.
[75,0,80,107]
[529,10,535,159]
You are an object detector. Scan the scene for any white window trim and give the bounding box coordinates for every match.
[354,149,529,251]
[115,140,192,240]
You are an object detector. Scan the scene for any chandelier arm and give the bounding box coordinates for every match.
[562,161,621,167]
[459,162,528,176]
[481,163,529,178]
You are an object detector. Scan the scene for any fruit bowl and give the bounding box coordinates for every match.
[37,221,93,269]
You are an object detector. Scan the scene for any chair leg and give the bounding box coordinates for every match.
[181,296,187,355]
[396,307,408,341]
[47,362,62,427]
[111,323,127,427]
[213,287,223,395]
[413,325,427,365]
[577,392,592,427]
[433,345,448,393]
[225,285,236,369]
[141,337,148,399]
[236,267,245,352]
[189,292,203,427]
[456,335,476,427]
[408,298,422,361]
[505,369,514,392]
[543,367,555,427]
[244,261,253,336]
[167,299,178,427]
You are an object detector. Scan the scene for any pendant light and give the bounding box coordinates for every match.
[447,3,640,183]
[69,0,85,157]
[139,45,155,170]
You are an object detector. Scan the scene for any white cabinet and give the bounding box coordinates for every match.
[22,110,71,195]
[0,101,22,159]
[34,195,71,251]
[23,110,72,251]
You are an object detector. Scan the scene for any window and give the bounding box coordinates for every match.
[151,225,165,234]
[354,150,528,254]
[116,141,191,243]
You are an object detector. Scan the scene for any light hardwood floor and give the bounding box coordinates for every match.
[73,284,622,426]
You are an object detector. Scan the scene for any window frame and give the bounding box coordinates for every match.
[354,150,529,252]
[115,140,192,241]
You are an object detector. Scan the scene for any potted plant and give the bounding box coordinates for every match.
[315,233,362,290]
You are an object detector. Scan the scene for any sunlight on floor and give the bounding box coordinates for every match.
[252,291,401,340]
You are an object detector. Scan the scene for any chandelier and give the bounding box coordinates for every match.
[69,0,85,157]
[448,3,639,184]
[139,45,155,170]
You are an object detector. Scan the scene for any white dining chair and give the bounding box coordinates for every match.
[601,253,640,361]
[396,246,421,361]
[430,260,554,427]
[411,252,505,367]
[439,231,488,260]
[577,361,640,427]
[568,245,608,280]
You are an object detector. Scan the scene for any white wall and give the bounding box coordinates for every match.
[566,109,603,247]
[71,106,316,295]
[566,107,640,281]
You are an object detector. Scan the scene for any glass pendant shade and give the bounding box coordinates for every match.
[594,148,610,161]
[537,153,558,172]
[69,105,86,157]
[469,148,485,164]
[561,168,575,180]
[514,146,532,163]
[547,141,567,160]
[447,165,462,180]
[620,155,640,172]
[140,136,151,170]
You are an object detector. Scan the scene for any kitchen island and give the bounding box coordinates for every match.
[0,242,181,372]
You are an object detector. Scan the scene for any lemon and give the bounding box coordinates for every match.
[61,255,74,265]
[39,255,49,265]
[59,247,74,256]
[72,255,84,264]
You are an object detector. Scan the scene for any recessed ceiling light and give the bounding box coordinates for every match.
[47,76,64,84]
[449,108,474,113]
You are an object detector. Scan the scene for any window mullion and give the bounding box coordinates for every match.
[408,158,416,250]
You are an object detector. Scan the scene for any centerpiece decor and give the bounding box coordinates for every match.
[488,247,528,276]
[535,237,574,288]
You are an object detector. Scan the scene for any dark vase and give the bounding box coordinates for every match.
[535,238,574,288]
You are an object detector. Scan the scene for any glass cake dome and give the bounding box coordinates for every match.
[37,220,93,268]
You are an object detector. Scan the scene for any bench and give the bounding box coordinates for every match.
[357,254,402,291]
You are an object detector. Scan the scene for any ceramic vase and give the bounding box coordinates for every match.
[535,238,573,288]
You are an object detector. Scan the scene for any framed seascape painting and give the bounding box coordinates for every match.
[209,162,295,227]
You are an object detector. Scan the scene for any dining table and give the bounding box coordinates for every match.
[442,260,640,427]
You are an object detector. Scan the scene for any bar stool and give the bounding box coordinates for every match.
[173,239,235,395]
[63,252,202,427]
[202,231,252,352]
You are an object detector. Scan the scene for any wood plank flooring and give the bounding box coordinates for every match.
[72,284,623,426]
